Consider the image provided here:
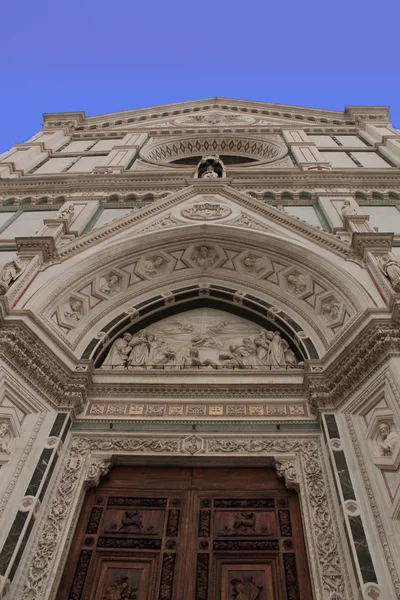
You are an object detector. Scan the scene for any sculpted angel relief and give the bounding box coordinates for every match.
[100,308,299,369]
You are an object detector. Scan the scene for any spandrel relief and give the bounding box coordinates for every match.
[100,308,300,370]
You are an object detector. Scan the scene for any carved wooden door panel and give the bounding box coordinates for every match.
[57,467,312,600]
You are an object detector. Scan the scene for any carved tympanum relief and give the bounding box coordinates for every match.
[100,308,299,370]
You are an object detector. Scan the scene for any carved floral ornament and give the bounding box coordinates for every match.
[17,435,351,600]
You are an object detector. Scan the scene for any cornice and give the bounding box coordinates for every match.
[0,324,89,416]
[306,318,400,413]
[0,170,399,198]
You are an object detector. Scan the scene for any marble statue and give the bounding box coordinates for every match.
[287,273,307,294]
[63,299,83,322]
[379,253,400,292]
[0,256,26,295]
[99,274,121,295]
[59,204,75,221]
[192,246,218,270]
[143,256,166,276]
[201,165,219,179]
[0,421,10,454]
[378,422,398,457]
[341,199,358,217]
[100,308,300,370]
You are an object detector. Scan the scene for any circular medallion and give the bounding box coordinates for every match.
[181,202,232,221]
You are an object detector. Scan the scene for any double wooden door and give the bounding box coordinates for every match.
[57,467,312,600]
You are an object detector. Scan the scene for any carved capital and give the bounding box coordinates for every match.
[274,457,299,491]
[86,456,112,488]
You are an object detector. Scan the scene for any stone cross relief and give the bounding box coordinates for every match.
[100,307,299,370]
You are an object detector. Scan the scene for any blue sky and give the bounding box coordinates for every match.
[1,0,399,153]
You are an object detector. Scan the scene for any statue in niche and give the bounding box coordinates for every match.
[192,246,218,270]
[0,256,26,295]
[201,165,219,179]
[195,155,226,179]
[341,199,358,217]
[0,421,10,454]
[243,255,265,275]
[99,274,121,295]
[378,422,398,457]
[63,299,83,322]
[143,255,166,277]
[59,204,75,222]
[379,253,400,292]
[102,333,133,369]
[287,273,307,295]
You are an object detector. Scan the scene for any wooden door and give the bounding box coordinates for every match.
[57,467,312,600]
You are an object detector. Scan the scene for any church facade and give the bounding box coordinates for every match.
[0,98,399,599]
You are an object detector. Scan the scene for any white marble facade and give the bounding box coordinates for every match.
[0,98,399,600]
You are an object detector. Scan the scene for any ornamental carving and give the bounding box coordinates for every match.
[0,256,26,295]
[100,308,299,370]
[86,457,112,488]
[174,113,254,126]
[275,460,298,491]
[0,421,11,454]
[181,202,231,220]
[19,435,350,600]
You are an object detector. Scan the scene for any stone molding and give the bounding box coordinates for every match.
[0,326,88,415]
[307,322,400,412]
[15,433,353,600]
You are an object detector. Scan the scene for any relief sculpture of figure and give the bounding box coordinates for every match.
[219,344,246,369]
[379,253,400,292]
[253,330,271,365]
[378,422,398,457]
[236,337,259,366]
[0,256,26,295]
[63,299,83,322]
[128,332,151,366]
[150,336,176,365]
[102,333,132,369]
[287,273,307,295]
[99,274,121,295]
[243,256,265,275]
[143,255,165,277]
[267,331,287,368]
[182,347,216,368]
[192,246,217,270]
